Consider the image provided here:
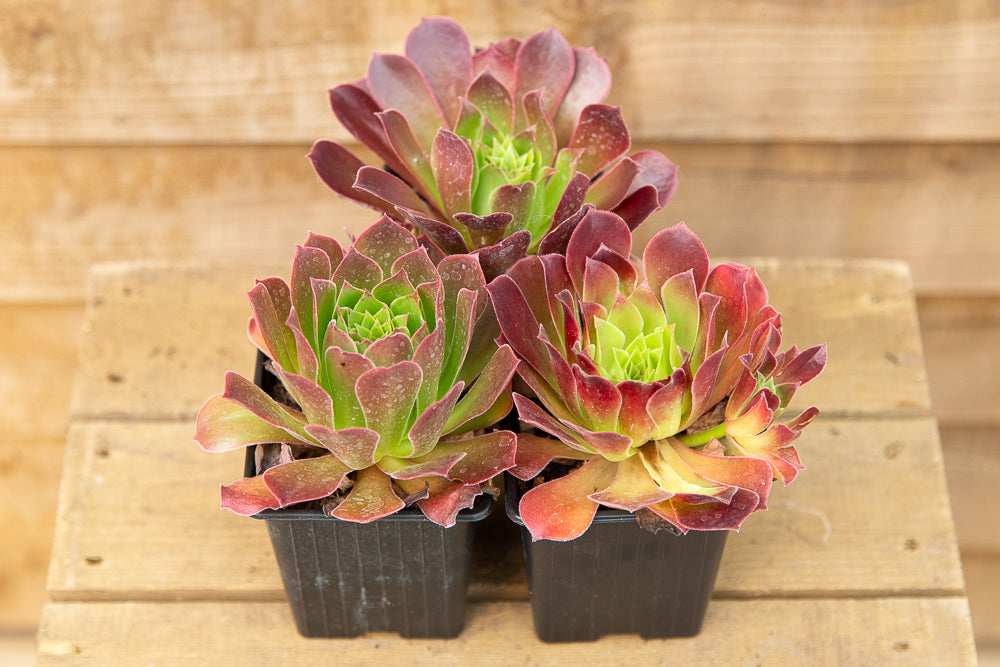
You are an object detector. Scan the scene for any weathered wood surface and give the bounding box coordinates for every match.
[0,304,82,443]
[45,416,963,602]
[5,144,1000,303]
[921,297,1000,425]
[941,426,1000,555]
[963,554,1000,645]
[2,1,999,144]
[50,260,944,601]
[0,440,63,632]
[37,260,975,662]
[5,294,996,636]
[35,598,977,666]
[67,260,929,422]
[0,637,34,667]
[0,303,80,631]
[942,424,1000,647]
[942,424,1000,646]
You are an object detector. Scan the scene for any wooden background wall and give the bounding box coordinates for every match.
[2,0,998,657]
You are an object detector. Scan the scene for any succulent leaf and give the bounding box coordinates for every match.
[424,430,517,485]
[195,394,309,453]
[509,432,591,481]
[407,382,465,458]
[220,476,281,515]
[308,139,395,216]
[584,157,641,210]
[331,465,407,523]
[431,130,475,219]
[404,17,472,125]
[444,344,518,434]
[587,455,672,512]
[367,53,447,149]
[518,457,615,541]
[514,28,575,117]
[412,478,483,527]
[303,426,380,470]
[569,105,631,177]
[263,455,353,507]
[552,47,613,144]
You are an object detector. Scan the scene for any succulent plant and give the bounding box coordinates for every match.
[194,217,518,526]
[309,17,677,280]
[488,207,826,540]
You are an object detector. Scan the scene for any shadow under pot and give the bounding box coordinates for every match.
[245,351,493,639]
[505,472,728,643]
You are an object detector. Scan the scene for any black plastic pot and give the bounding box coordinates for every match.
[244,352,493,638]
[505,473,727,642]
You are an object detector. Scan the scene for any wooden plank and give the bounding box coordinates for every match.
[0,304,82,443]
[0,145,373,303]
[2,1,999,143]
[67,260,929,421]
[35,598,977,665]
[0,637,34,667]
[45,420,278,602]
[750,258,928,418]
[963,554,1000,645]
[46,417,963,602]
[0,306,78,631]
[643,143,1000,298]
[941,426,1000,554]
[67,262,279,422]
[6,144,1000,303]
[920,297,1000,425]
[0,440,63,632]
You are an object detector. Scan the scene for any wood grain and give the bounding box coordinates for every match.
[35,598,976,665]
[0,146,367,304]
[646,143,1000,298]
[0,304,82,443]
[941,426,1000,554]
[45,417,963,602]
[0,440,63,631]
[66,260,929,422]
[0,304,79,630]
[920,297,1000,425]
[2,1,999,143]
[963,554,1000,645]
[7,144,1000,303]
[5,144,1000,304]
[0,637,34,667]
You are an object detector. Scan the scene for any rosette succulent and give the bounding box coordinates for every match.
[488,207,826,540]
[194,217,518,526]
[309,17,677,280]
